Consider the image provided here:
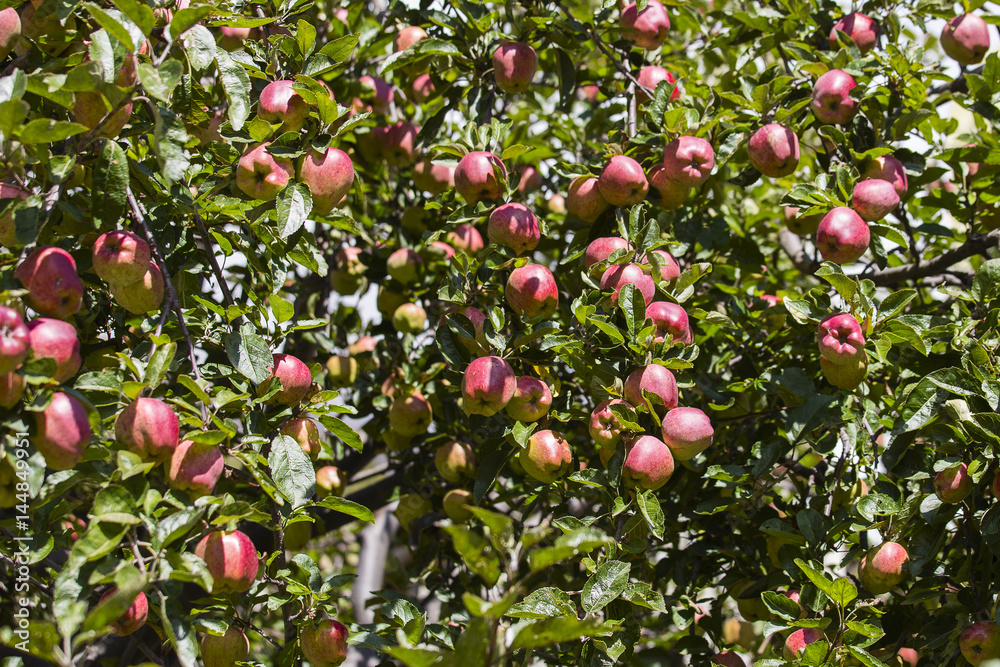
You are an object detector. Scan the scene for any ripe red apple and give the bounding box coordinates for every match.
[26,318,81,383]
[329,246,366,295]
[646,301,692,344]
[258,80,309,131]
[258,353,312,406]
[33,391,91,470]
[388,391,432,436]
[624,364,678,413]
[962,621,1000,665]
[506,376,552,422]
[201,626,250,667]
[236,143,295,201]
[784,628,824,659]
[622,435,674,490]
[414,160,455,194]
[661,407,713,460]
[0,182,29,247]
[195,530,259,594]
[620,0,670,50]
[811,69,858,125]
[358,75,393,115]
[859,541,909,594]
[941,14,991,65]
[168,439,224,498]
[0,372,24,408]
[0,306,29,374]
[506,264,559,319]
[488,203,541,255]
[109,261,164,314]
[386,248,423,284]
[518,429,573,483]
[300,617,349,667]
[649,163,690,209]
[462,356,516,416]
[748,124,799,177]
[115,397,180,463]
[219,26,252,51]
[547,194,566,214]
[784,206,823,236]
[446,224,485,254]
[440,305,488,354]
[279,417,321,460]
[298,147,355,215]
[643,249,681,283]
[454,151,507,204]
[435,440,476,482]
[382,121,419,166]
[392,303,427,333]
[829,12,879,52]
[92,230,151,285]
[636,65,679,104]
[15,246,83,319]
[315,466,344,498]
[394,25,427,52]
[585,237,633,274]
[443,488,474,522]
[598,155,649,207]
[863,155,908,198]
[852,180,899,222]
[98,588,148,636]
[710,652,746,667]
[600,264,655,306]
[73,90,133,139]
[935,463,972,503]
[567,175,610,222]
[517,166,543,193]
[821,352,868,390]
[492,42,537,93]
[662,136,715,188]
[817,313,865,365]
[590,398,629,449]
[0,7,20,60]
[816,207,870,264]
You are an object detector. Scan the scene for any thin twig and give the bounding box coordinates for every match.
[627,82,637,139]
[185,180,237,313]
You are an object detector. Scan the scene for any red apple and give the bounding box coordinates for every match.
[811,69,857,125]
[863,155,908,198]
[492,42,537,93]
[300,617,349,667]
[0,306,29,374]
[388,391,432,436]
[236,143,295,201]
[410,73,435,101]
[598,155,649,207]
[0,182,29,247]
[440,305,488,354]
[33,391,91,470]
[661,406,713,460]
[505,376,552,422]
[662,136,715,188]
[383,121,419,167]
[941,14,992,66]
[506,264,559,318]
[108,261,164,314]
[435,440,476,482]
[600,264,655,306]
[394,25,427,52]
[748,123,799,177]
[315,466,344,497]
[642,249,681,283]
[488,203,541,255]
[298,147,355,215]
[624,364,677,413]
[258,80,309,131]
[446,224,485,254]
[859,541,909,594]
[279,417,322,460]
[258,353,312,406]
[620,0,670,50]
[784,206,823,236]
[201,626,250,667]
[816,207,870,264]
[935,463,972,503]
[817,313,865,365]
[646,301,691,344]
[710,652,746,667]
[0,372,24,408]
[622,435,674,490]
[961,621,1000,665]
[517,166,543,193]
[462,356,516,416]
[219,26,252,51]
[567,175,610,222]
[168,439,224,498]
[92,230,151,285]
[414,160,455,194]
[26,318,81,383]
[98,588,148,636]
[115,397,180,463]
[195,530,259,594]
[585,237,633,274]
[636,65,679,104]
[358,75,393,115]
[386,248,423,284]
[0,7,20,60]
[829,12,879,52]
[15,246,83,319]
[649,164,690,209]
[784,628,824,659]
[454,151,507,204]
[852,180,899,221]
[590,398,629,449]
[518,429,573,483]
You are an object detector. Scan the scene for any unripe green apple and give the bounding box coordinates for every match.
[434,440,476,482]
[443,489,474,522]
[201,626,250,667]
[388,392,432,437]
[392,303,427,333]
[395,493,433,530]
[325,355,358,387]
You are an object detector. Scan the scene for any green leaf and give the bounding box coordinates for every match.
[618,283,646,337]
[316,414,363,452]
[636,490,664,540]
[91,139,129,226]
[441,526,501,586]
[582,560,630,613]
[181,24,216,71]
[268,434,315,508]
[223,322,272,384]
[169,5,213,39]
[143,342,176,388]
[621,582,666,612]
[528,527,615,571]
[877,288,916,321]
[509,617,618,650]
[762,591,802,620]
[215,50,250,131]
[276,182,313,239]
[506,587,577,619]
[153,105,190,183]
[19,119,88,143]
[81,2,135,51]
[380,38,460,74]
[109,0,155,37]
[139,61,183,102]
[315,496,374,523]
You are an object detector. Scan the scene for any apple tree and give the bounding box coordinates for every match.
[1,0,1000,665]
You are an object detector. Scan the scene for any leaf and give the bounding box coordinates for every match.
[380,38,460,74]
[153,105,190,183]
[441,525,501,586]
[276,182,313,239]
[506,587,577,619]
[878,288,916,321]
[215,50,250,131]
[268,434,315,508]
[169,5,213,39]
[528,527,615,571]
[621,582,666,612]
[509,617,618,650]
[91,139,128,226]
[110,0,155,37]
[181,24,216,71]
[636,489,664,539]
[315,496,374,523]
[582,560,630,613]
[19,119,88,143]
[618,283,646,337]
[223,322,272,384]
[81,2,135,51]
[139,61,183,102]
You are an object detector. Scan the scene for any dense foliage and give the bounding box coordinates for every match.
[1,0,1000,665]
